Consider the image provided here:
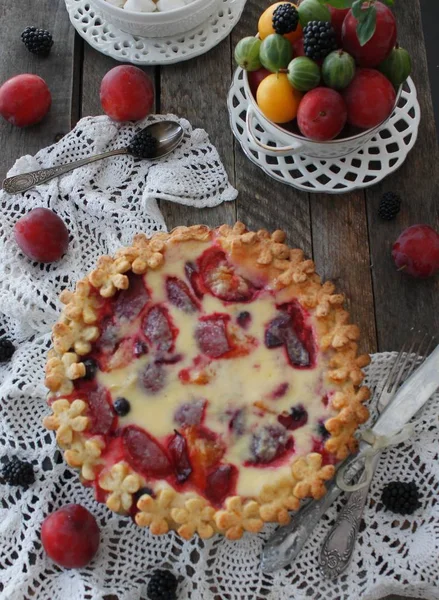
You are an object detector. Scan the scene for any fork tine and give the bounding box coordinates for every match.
[390,330,424,392]
[404,332,434,380]
[382,331,412,393]
[390,331,436,393]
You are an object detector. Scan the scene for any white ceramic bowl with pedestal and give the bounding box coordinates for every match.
[243,70,402,160]
[91,0,220,37]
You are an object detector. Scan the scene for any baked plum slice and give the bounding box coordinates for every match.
[195,315,231,358]
[114,273,149,321]
[166,277,199,313]
[248,424,291,464]
[123,426,172,479]
[174,400,206,427]
[139,361,166,394]
[264,301,316,368]
[205,464,238,506]
[168,430,192,483]
[143,305,175,353]
[87,385,116,435]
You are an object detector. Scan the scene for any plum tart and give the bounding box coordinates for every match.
[43,223,370,540]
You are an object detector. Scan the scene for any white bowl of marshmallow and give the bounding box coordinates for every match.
[92,0,220,37]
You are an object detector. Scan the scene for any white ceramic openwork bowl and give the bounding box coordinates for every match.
[243,70,402,160]
[90,0,220,37]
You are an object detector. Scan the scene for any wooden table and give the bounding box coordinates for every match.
[0,1,437,599]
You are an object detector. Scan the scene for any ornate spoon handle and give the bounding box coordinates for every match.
[260,452,366,573]
[2,148,128,194]
[319,451,381,579]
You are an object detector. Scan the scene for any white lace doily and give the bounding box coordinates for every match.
[1,347,438,600]
[0,114,236,341]
[65,0,247,65]
[228,68,420,193]
[0,116,437,599]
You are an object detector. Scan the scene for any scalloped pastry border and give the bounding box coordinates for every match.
[43,222,370,540]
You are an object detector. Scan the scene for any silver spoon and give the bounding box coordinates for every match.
[2,120,184,195]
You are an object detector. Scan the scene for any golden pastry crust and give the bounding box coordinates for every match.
[43,222,370,540]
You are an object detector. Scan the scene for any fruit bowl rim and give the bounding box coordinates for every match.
[91,0,208,20]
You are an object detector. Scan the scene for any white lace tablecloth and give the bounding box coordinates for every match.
[0,116,438,600]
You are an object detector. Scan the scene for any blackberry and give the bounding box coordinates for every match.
[272,3,299,35]
[113,397,131,416]
[237,311,251,329]
[83,358,98,380]
[1,457,35,487]
[303,21,337,61]
[0,338,15,362]
[290,404,307,424]
[147,569,178,600]
[128,130,158,159]
[378,192,402,220]
[318,421,330,440]
[21,27,53,56]
[381,481,421,515]
[134,486,155,504]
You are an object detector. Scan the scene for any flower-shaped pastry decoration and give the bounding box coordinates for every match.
[135,488,175,535]
[45,351,86,393]
[43,399,89,447]
[64,434,105,480]
[292,453,335,500]
[52,318,100,356]
[320,309,361,353]
[276,250,316,287]
[116,234,165,275]
[171,497,215,540]
[60,278,101,324]
[258,478,300,525]
[328,343,370,386]
[214,496,264,540]
[88,255,131,298]
[325,386,370,459]
[299,280,345,317]
[99,462,143,513]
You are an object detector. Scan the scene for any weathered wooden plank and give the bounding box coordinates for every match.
[0,0,77,180]
[311,192,377,355]
[231,0,312,255]
[365,0,439,352]
[159,39,236,229]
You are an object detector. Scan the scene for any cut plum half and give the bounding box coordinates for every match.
[195,314,231,358]
[122,426,172,478]
[166,277,199,313]
[143,305,176,353]
[198,247,258,302]
[114,273,149,321]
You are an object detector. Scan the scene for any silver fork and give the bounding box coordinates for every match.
[319,331,435,579]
